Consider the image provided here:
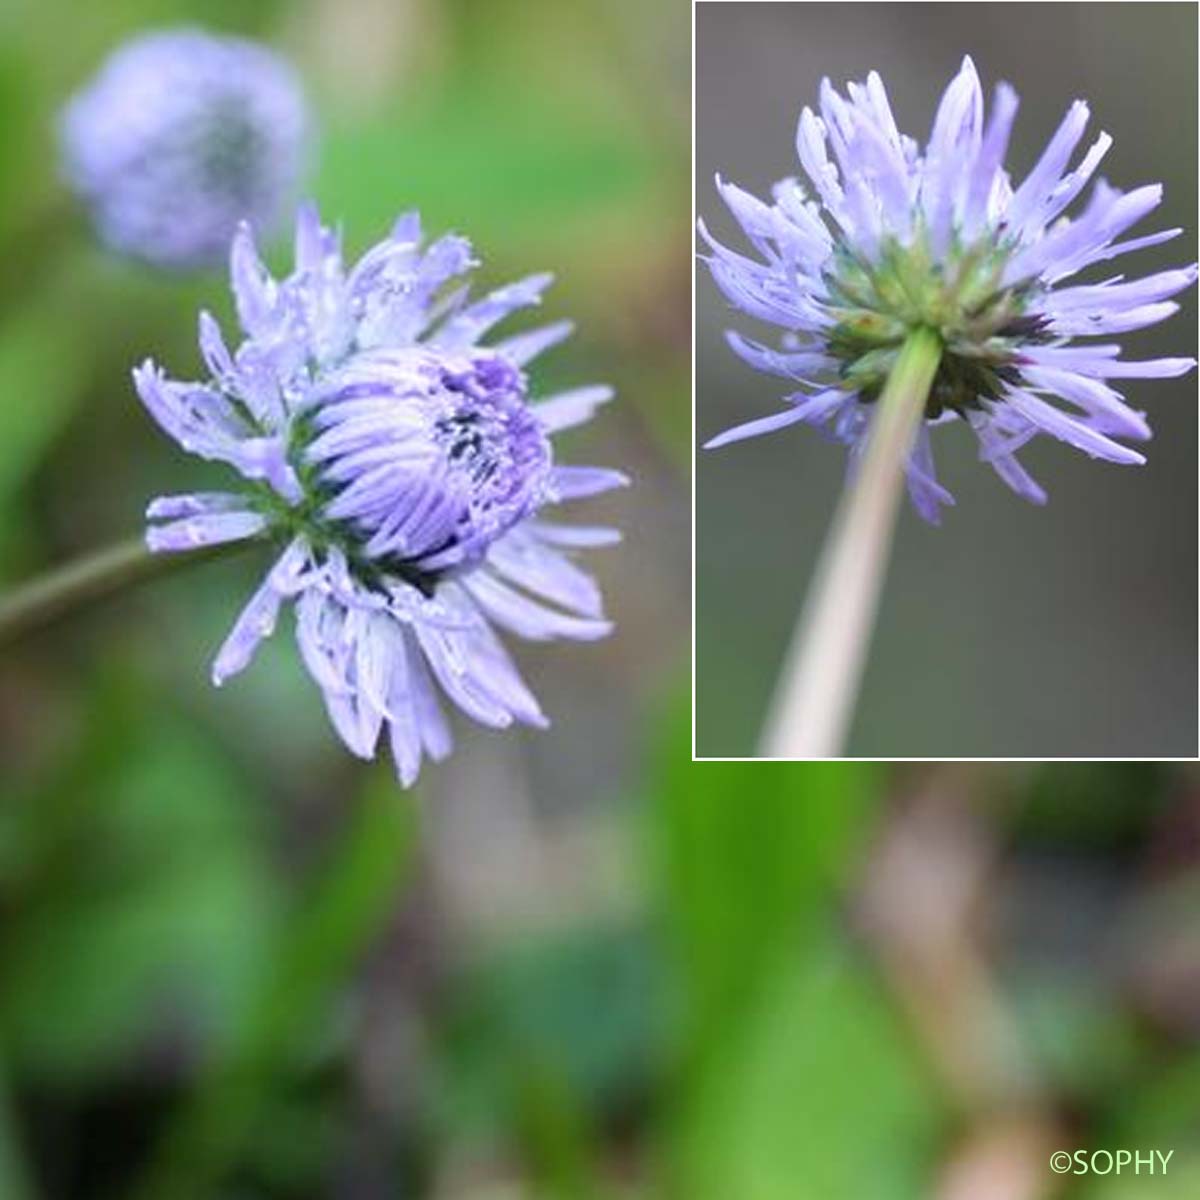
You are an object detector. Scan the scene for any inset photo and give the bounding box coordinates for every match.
[695,1,1198,759]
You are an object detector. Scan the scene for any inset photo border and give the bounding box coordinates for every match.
[693,1,1199,761]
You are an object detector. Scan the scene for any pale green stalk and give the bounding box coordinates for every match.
[759,326,942,758]
[0,537,253,649]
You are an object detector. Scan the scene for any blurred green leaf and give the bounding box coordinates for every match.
[0,47,38,236]
[1015,764,1172,847]
[0,1065,34,1200]
[0,279,88,574]
[513,1057,603,1200]
[316,75,657,257]
[1080,1154,1200,1200]
[431,922,662,1141]
[650,698,880,1058]
[1091,1047,1200,1185]
[0,665,280,1083]
[643,699,938,1199]
[673,943,939,1200]
[1009,969,1145,1101]
[132,768,416,1200]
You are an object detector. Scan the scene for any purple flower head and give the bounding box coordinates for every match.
[310,347,552,574]
[701,57,1196,522]
[135,204,627,785]
[61,28,309,270]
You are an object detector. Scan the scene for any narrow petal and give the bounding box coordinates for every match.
[969,412,1049,505]
[133,361,244,461]
[391,211,422,244]
[1043,265,1198,313]
[407,647,453,762]
[922,56,983,253]
[847,111,913,237]
[1088,357,1196,379]
[1024,345,1195,379]
[212,570,286,685]
[525,521,622,548]
[229,436,303,503]
[146,509,267,552]
[704,405,813,449]
[1046,301,1180,336]
[716,174,779,253]
[462,572,612,642]
[494,319,574,366]
[1057,227,1181,278]
[1022,366,1151,440]
[548,466,631,501]
[534,385,614,434]
[905,426,955,524]
[293,199,328,275]
[704,386,847,449]
[384,629,422,786]
[1033,131,1112,233]
[1007,181,1165,284]
[322,689,379,759]
[295,588,354,699]
[449,603,548,728]
[724,330,835,380]
[487,529,605,618]
[433,272,554,348]
[413,620,513,729]
[989,451,1048,505]
[1003,388,1145,464]
[230,222,277,336]
[1005,100,1089,235]
[704,252,818,329]
[198,311,236,384]
[146,492,245,519]
[769,178,835,268]
[962,82,1018,236]
[795,107,847,232]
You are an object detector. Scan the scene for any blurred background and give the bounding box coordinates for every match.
[2,0,691,1194]
[696,2,1198,757]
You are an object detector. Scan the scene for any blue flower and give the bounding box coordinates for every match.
[701,57,1196,522]
[135,205,627,784]
[61,28,309,270]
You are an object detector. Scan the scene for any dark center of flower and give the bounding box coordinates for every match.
[824,227,1051,418]
[432,358,549,513]
[292,348,551,594]
[192,100,269,205]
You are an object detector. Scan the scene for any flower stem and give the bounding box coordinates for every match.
[0,537,253,650]
[759,326,942,758]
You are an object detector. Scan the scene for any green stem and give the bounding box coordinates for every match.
[0,537,253,650]
[759,326,942,758]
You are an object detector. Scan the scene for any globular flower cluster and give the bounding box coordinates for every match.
[702,57,1196,521]
[61,28,309,270]
[136,204,626,784]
